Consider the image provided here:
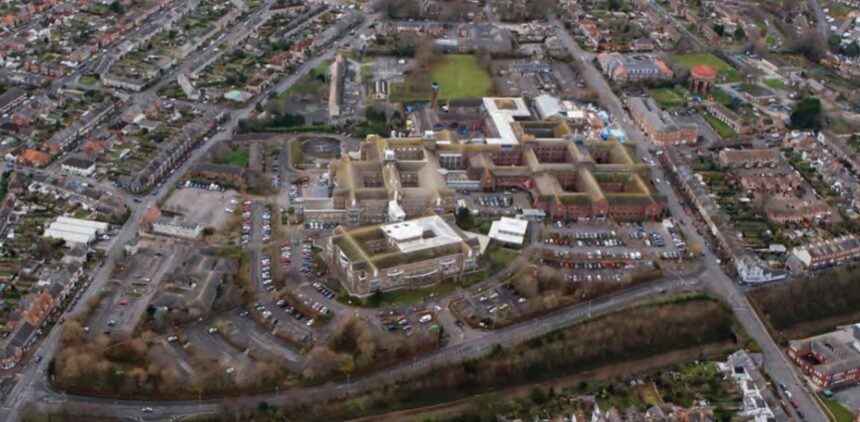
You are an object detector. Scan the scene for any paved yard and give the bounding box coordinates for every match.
[163,188,240,230]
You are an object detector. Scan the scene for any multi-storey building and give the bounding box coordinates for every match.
[627,96,699,145]
[788,323,860,388]
[328,214,481,296]
[321,97,668,225]
[597,53,674,84]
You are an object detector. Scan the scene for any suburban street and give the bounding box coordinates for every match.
[549,14,827,422]
[0,9,382,420]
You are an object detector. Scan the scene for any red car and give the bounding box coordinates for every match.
[118,298,128,306]
[790,400,799,409]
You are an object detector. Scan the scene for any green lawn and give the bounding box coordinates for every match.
[390,54,492,101]
[215,147,250,167]
[703,112,736,139]
[338,279,463,307]
[712,89,734,107]
[823,399,855,422]
[648,87,685,108]
[79,75,100,86]
[287,62,329,95]
[764,78,787,90]
[672,53,740,82]
[766,34,778,47]
[824,0,854,17]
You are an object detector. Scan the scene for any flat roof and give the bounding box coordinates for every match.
[382,215,464,254]
[483,97,531,145]
[488,217,528,245]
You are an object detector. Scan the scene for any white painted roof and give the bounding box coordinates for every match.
[488,217,528,245]
[381,215,463,254]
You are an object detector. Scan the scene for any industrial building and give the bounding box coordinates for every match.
[42,216,109,245]
[328,214,481,296]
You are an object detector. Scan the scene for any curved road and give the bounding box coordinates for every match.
[28,276,699,420]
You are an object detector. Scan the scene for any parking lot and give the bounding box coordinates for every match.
[546,221,687,260]
[538,247,658,283]
[460,191,532,217]
[84,248,176,338]
[451,283,530,329]
[376,307,441,337]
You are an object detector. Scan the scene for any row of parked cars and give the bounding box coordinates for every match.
[184,180,225,191]
[262,206,273,242]
[274,299,315,327]
[477,195,512,208]
[260,255,274,292]
[240,200,253,244]
[304,221,338,231]
[548,249,643,261]
[281,241,292,269]
[545,231,627,247]
[271,159,281,189]
[299,242,313,273]
[312,282,335,300]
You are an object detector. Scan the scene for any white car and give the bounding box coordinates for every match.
[207,327,218,334]
[167,335,178,342]
[226,367,235,374]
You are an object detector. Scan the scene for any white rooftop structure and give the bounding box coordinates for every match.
[482,97,531,145]
[488,217,529,245]
[387,199,406,222]
[55,216,108,233]
[43,216,108,246]
[381,215,463,254]
[534,94,562,120]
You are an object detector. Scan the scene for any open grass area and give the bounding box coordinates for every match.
[823,398,855,422]
[338,278,464,308]
[764,78,787,90]
[647,87,685,108]
[703,112,736,139]
[390,54,492,101]
[79,75,100,86]
[766,34,778,47]
[287,61,329,96]
[824,0,854,17]
[711,89,735,107]
[214,147,249,167]
[672,53,740,82]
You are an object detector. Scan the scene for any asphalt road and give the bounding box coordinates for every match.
[548,14,826,422]
[809,0,830,42]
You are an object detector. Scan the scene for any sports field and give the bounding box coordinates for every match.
[390,54,492,101]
